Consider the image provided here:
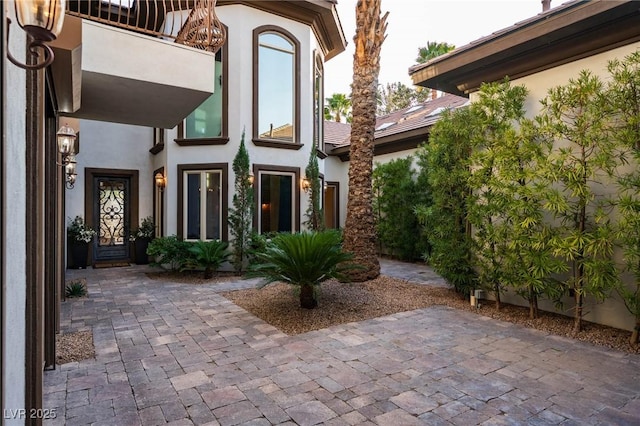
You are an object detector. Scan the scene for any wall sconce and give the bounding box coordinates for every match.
[301,177,311,193]
[57,123,77,189]
[64,154,76,189]
[155,172,166,190]
[6,0,67,70]
[248,173,255,185]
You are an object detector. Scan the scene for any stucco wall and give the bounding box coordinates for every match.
[469,42,640,331]
[3,0,27,421]
[161,5,324,236]
[65,120,155,227]
[69,4,333,240]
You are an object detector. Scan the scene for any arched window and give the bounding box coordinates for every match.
[253,26,301,148]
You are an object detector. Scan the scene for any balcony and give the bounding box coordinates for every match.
[50,0,225,128]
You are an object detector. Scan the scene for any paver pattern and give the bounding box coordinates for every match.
[44,259,640,425]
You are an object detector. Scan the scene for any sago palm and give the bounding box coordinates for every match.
[187,240,231,279]
[247,231,355,309]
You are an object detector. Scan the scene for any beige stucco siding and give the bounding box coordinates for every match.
[470,42,640,331]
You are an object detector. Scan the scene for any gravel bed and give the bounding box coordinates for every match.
[223,275,640,354]
[56,330,95,365]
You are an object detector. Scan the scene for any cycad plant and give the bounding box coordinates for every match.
[187,240,231,279]
[247,231,355,309]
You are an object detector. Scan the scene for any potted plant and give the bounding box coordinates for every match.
[67,216,96,269]
[130,216,155,264]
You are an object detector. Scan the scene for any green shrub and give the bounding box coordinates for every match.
[247,230,356,309]
[65,280,87,298]
[246,231,276,268]
[416,108,476,297]
[147,235,192,272]
[372,157,425,261]
[186,240,232,278]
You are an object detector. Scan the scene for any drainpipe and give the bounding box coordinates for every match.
[542,0,551,12]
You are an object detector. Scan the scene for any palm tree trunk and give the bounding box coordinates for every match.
[343,0,387,282]
[299,284,317,309]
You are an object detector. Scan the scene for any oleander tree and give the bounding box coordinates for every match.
[608,51,640,344]
[468,80,566,317]
[537,70,619,333]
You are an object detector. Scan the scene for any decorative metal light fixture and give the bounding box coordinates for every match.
[64,154,77,189]
[155,172,166,190]
[301,177,311,193]
[6,0,67,70]
[56,123,77,189]
[175,0,226,54]
[248,173,255,185]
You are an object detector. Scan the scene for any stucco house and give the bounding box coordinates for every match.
[409,0,640,332]
[2,0,350,419]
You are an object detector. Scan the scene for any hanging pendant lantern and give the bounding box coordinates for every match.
[176,0,226,54]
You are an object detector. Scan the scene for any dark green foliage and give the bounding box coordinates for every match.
[228,129,254,272]
[246,230,356,309]
[372,157,425,261]
[147,235,192,272]
[246,231,276,268]
[304,149,324,231]
[415,107,476,296]
[186,240,232,279]
[538,70,619,333]
[65,280,87,298]
[608,51,640,344]
[131,216,155,241]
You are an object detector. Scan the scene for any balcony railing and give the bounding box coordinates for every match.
[66,0,225,53]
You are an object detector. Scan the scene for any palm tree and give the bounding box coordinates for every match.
[416,41,455,100]
[415,41,455,64]
[325,93,351,123]
[247,231,355,309]
[342,0,387,282]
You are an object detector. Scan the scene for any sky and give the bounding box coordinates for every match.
[324,0,549,96]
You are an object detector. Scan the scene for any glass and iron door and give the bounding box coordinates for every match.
[93,176,130,262]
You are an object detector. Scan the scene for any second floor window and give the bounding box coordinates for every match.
[254,27,300,144]
[184,49,224,139]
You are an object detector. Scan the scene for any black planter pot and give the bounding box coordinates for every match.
[69,241,89,269]
[135,237,151,265]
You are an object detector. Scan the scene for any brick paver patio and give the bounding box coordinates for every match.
[44,259,640,425]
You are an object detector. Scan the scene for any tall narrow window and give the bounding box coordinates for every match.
[185,49,224,139]
[253,26,300,146]
[178,164,228,242]
[314,54,324,152]
[256,166,300,234]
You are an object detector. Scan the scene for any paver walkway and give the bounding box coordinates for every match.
[44,260,640,425]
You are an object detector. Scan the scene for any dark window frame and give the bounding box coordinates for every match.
[252,164,301,233]
[176,25,229,146]
[177,163,229,242]
[252,25,302,150]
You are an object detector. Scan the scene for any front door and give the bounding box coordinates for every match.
[93,176,131,262]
